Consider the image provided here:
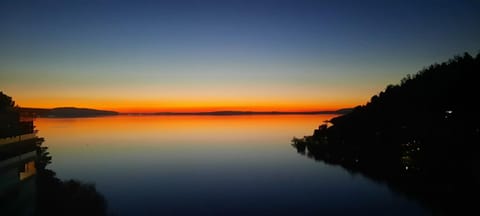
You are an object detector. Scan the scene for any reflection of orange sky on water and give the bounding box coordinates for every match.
[34,115,337,168]
[17,96,360,113]
[35,115,337,147]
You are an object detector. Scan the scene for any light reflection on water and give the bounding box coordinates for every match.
[35,115,426,215]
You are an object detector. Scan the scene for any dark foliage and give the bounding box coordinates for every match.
[0,91,22,138]
[35,138,108,216]
[1,92,109,215]
[292,52,480,215]
[0,91,15,110]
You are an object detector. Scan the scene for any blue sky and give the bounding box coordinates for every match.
[1,0,479,111]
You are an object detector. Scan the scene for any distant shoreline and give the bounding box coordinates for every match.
[122,110,351,116]
[20,107,352,118]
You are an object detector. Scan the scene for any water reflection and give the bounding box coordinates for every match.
[1,109,108,216]
[0,132,108,216]
[0,137,40,216]
[35,115,427,215]
[35,144,108,216]
[292,128,480,216]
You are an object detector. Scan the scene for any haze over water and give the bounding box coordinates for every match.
[35,115,426,215]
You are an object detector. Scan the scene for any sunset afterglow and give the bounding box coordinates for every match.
[1,1,479,215]
[1,1,479,112]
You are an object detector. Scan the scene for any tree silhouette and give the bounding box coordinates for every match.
[292,51,480,215]
[0,91,15,110]
[1,92,109,216]
[0,91,22,138]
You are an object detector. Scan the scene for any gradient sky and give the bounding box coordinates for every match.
[1,0,479,112]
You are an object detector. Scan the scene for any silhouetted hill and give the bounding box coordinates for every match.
[292,52,480,215]
[333,108,353,114]
[20,107,350,117]
[40,107,118,118]
[18,107,50,117]
[151,109,351,116]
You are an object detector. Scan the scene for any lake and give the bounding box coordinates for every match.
[34,115,427,215]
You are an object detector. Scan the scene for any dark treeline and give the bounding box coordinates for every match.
[292,52,480,215]
[35,144,108,216]
[0,91,34,137]
[1,92,108,216]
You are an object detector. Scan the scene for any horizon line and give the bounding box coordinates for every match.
[19,106,353,115]
[120,110,351,115]
[19,106,352,112]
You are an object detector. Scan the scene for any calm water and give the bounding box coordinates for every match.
[35,115,427,215]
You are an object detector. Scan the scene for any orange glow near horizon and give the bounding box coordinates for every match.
[4,65,377,113]
[106,102,354,113]
[13,94,363,113]
[35,114,339,148]
[17,100,358,113]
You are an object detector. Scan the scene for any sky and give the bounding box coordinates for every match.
[1,0,479,112]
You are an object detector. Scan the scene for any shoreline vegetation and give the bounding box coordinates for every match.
[292,52,480,215]
[19,107,352,118]
[1,92,108,215]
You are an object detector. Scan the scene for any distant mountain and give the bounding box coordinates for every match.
[18,107,50,116]
[19,107,349,117]
[20,107,118,118]
[150,109,351,116]
[46,107,118,117]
